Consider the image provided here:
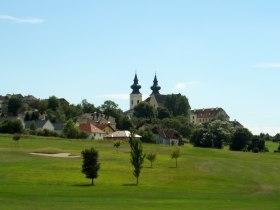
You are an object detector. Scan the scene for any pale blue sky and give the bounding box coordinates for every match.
[1,0,280,135]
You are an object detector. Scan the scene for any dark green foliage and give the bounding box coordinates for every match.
[63,119,81,139]
[171,148,180,168]
[37,129,60,137]
[0,119,23,134]
[190,120,233,149]
[161,116,193,138]
[48,96,60,111]
[273,133,280,142]
[81,99,96,113]
[248,136,266,152]
[164,94,191,117]
[157,107,171,119]
[99,100,123,130]
[146,153,156,168]
[133,102,156,119]
[13,133,21,141]
[30,121,37,131]
[253,147,259,153]
[129,130,146,185]
[113,141,121,152]
[81,147,100,185]
[140,129,156,143]
[117,116,134,130]
[230,128,253,151]
[8,96,23,116]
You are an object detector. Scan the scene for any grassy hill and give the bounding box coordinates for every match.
[0,134,280,210]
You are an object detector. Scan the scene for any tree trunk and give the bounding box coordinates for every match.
[176,158,177,168]
[151,161,152,168]
[92,178,93,185]
[137,176,139,185]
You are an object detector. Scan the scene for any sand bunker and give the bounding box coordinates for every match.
[30,152,80,158]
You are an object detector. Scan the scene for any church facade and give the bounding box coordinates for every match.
[129,74,167,110]
[126,74,230,124]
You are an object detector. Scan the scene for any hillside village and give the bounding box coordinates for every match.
[1,74,277,150]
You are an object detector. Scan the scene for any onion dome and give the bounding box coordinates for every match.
[131,74,141,94]
[150,74,161,95]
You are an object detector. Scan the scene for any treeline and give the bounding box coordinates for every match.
[190,120,268,153]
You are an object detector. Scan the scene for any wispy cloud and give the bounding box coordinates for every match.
[97,93,150,101]
[0,15,45,24]
[255,63,280,69]
[175,81,199,90]
[97,94,129,100]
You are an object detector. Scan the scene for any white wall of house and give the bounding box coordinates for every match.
[89,133,104,140]
[42,120,55,131]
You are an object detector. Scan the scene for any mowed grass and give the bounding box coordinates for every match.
[1,134,280,210]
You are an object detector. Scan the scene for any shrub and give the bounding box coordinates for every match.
[13,133,21,141]
[253,147,259,153]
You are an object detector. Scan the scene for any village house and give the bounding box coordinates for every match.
[25,120,54,131]
[77,113,116,130]
[95,124,115,135]
[190,108,230,124]
[157,129,181,146]
[79,123,105,140]
[104,130,141,141]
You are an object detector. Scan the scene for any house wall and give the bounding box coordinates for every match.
[89,133,104,140]
[42,120,55,131]
[103,126,114,135]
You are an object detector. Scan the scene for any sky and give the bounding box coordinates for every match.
[1,0,280,135]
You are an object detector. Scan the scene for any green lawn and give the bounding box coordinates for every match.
[1,134,280,210]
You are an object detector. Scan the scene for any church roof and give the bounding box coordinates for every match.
[131,74,141,94]
[150,74,161,95]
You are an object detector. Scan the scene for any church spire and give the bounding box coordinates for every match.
[131,73,141,94]
[150,74,161,95]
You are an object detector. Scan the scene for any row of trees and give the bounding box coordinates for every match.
[190,119,267,152]
[82,133,181,186]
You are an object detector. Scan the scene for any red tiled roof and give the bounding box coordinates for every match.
[79,124,105,134]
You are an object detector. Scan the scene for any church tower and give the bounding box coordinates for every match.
[150,74,161,95]
[130,74,142,109]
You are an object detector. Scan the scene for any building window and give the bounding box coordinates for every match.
[137,100,139,104]
[131,100,133,105]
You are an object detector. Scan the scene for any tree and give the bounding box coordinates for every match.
[30,121,37,131]
[171,148,180,168]
[129,130,146,185]
[133,102,156,119]
[230,128,253,151]
[190,120,233,149]
[157,107,171,119]
[0,119,23,134]
[48,96,60,111]
[140,129,156,143]
[13,133,21,143]
[63,119,80,139]
[81,147,100,185]
[114,141,121,153]
[8,96,23,116]
[146,153,156,168]
[81,99,96,113]
[164,94,191,117]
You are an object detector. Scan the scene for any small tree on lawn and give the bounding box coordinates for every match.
[13,133,21,143]
[114,141,121,153]
[129,130,145,185]
[171,148,180,168]
[81,147,100,185]
[146,153,157,168]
